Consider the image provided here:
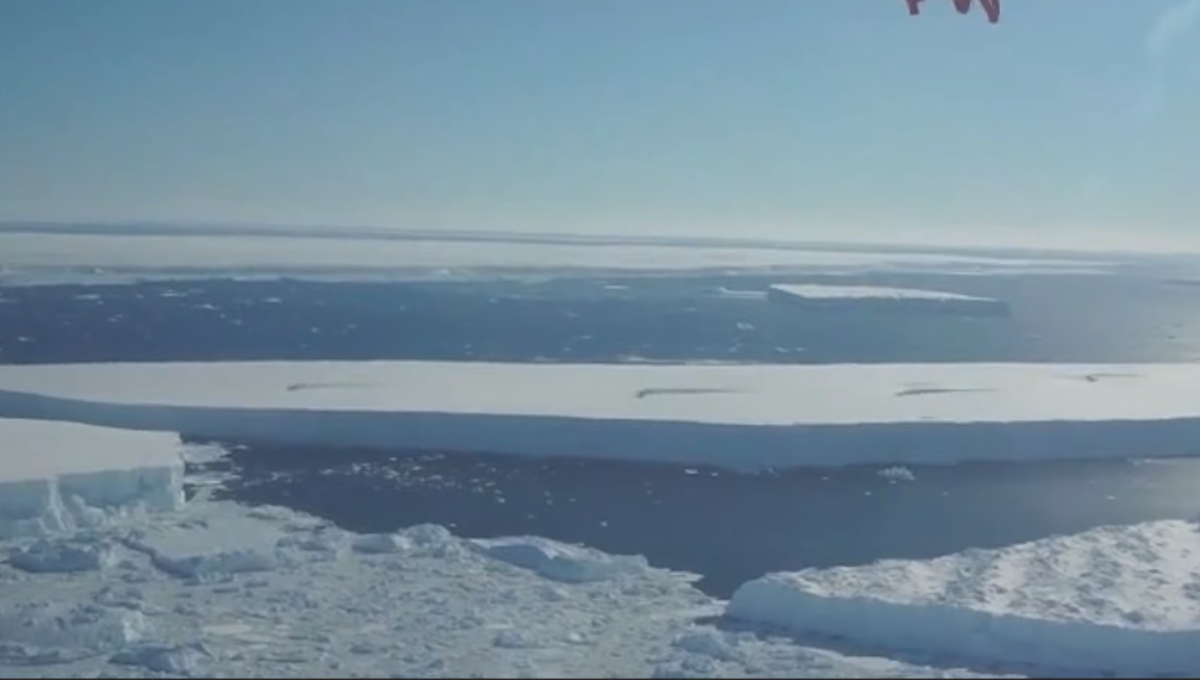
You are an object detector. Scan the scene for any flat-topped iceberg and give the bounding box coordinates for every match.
[0,417,183,538]
[2,361,1200,469]
[767,284,1011,316]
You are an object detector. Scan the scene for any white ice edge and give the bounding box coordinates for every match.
[726,520,1200,677]
[3,361,1200,469]
[0,418,184,539]
[0,233,1116,285]
[769,284,997,303]
[766,284,1011,316]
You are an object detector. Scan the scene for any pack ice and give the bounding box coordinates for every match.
[0,418,183,539]
[727,521,1200,677]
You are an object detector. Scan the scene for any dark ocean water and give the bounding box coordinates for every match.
[4,271,1200,365]
[4,270,1200,597]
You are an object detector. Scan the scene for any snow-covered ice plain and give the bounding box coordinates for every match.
[4,361,1200,468]
[767,284,1011,316]
[0,416,1010,679]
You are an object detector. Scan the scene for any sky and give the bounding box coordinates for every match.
[1,0,1198,250]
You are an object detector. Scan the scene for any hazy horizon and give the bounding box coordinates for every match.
[3,0,1199,253]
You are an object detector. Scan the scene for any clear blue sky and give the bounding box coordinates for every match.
[1,0,1197,248]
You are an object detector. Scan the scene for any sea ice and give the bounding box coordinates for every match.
[351,532,413,554]
[0,602,147,663]
[8,537,118,573]
[121,503,293,580]
[0,496,1005,678]
[109,643,211,675]
[471,535,654,584]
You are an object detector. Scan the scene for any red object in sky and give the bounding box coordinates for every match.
[906,0,1000,23]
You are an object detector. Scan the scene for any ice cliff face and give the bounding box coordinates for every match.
[0,418,183,539]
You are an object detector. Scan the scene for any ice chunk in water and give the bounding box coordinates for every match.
[472,535,650,583]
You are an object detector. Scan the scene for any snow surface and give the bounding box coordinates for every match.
[0,500,1009,678]
[0,418,183,539]
[726,521,1200,677]
[0,233,1113,285]
[4,361,1200,469]
[766,285,1011,316]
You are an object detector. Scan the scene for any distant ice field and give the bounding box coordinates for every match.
[0,231,1119,286]
[3,271,1200,365]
